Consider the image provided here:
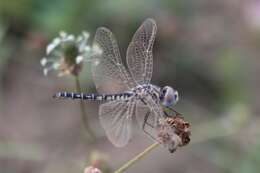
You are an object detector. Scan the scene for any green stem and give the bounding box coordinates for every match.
[75,76,95,140]
[114,143,159,173]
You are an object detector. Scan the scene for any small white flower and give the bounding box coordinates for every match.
[93,59,100,66]
[46,38,61,55]
[92,44,103,55]
[59,31,67,38]
[41,30,101,76]
[76,55,84,64]
[40,58,48,66]
[66,34,75,41]
[84,46,91,52]
[52,62,60,69]
[82,31,90,39]
[43,68,49,76]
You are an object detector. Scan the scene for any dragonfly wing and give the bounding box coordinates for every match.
[126,18,157,84]
[99,100,134,147]
[92,27,136,94]
[135,95,165,141]
[135,100,157,130]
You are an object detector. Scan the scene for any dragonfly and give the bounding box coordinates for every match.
[54,18,180,147]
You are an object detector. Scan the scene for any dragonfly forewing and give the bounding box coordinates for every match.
[92,27,136,94]
[126,18,157,85]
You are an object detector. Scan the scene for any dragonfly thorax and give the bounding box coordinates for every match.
[131,84,159,100]
[160,86,179,107]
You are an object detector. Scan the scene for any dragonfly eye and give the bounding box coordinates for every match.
[162,88,167,95]
[174,91,179,102]
[160,87,168,100]
[161,86,179,106]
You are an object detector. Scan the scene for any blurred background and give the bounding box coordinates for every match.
[0,0,259,173]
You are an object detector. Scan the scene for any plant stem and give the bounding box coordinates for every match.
[75,76,95,140]
[114,143,159,173]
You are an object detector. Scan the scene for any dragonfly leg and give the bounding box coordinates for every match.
[142,111,158,141]
[140,98,147,105]
[163,110,169,117]
[166,106,182,116]
[143,109,156,128]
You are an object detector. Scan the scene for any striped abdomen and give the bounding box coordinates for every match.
[53,92,133,101]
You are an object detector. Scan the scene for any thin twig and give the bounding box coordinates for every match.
[75,76,96,140]
[114,143,159,173]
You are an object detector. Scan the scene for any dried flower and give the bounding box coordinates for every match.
[157,115,191,153]
[40,31,102,76]
[84,166,102,173]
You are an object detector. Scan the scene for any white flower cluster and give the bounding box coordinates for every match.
[40,31,101,76]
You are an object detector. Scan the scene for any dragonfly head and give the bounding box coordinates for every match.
[160,86,179,107]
